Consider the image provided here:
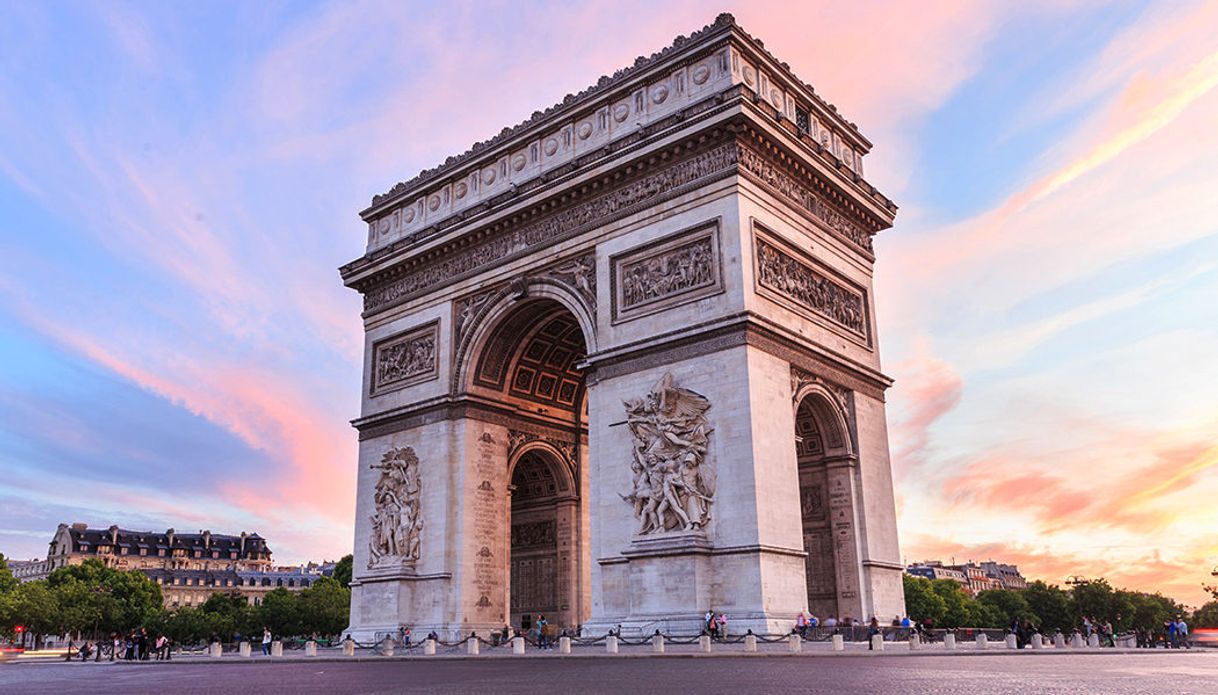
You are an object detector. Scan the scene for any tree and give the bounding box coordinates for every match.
[333,555,353,589]
[977,589,1034,627]
[1023,581,1073,634]
[1193,601,1218,628]
[1070,578,1115,628]
[199,592,255,641]
[929,579,975,628]
[11,582,59,647]
[902,574,946,624]
[297,577,350,638]
[0,554,17,595]
[257,588,299,638]
[46,559,163,637]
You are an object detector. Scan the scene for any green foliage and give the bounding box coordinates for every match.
[1023,581,1073,633]
[928,579,974,628]
[199,591,256,641]
[333,555,353,589]
[297,577,350,638]
[257,588,300,638]
[902,574,947,624]
[976,589,1034,627]
[45,559,163,637]
[10,581,60,638]
[0,554,18,595]
[1193,601,1218,628]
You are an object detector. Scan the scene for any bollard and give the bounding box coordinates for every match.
[944,633,956,650]
[512,636,525,655]
[1054,633,1066,649]
[305,640,318,657]
[1070,633,1084,649]
[239,641,251,658]
[909,634,920,651]
[423,638,437,655]
[343,638,355,656]
[606,635,619,654]
[870,634,884,652]
[651,632,665,653]
[376,637,394,656]
[271,640,283,657]
[788,633,802,653]
[467,635,480,656]
[558,636,571,654]
[831,634,845,652]
[1005,634,1017,649]
[209,642,222,658]
[744,632,758,652]
[1032,633,1043,649]
[699,635,712,653]
[1087,634,1099,648]
[976,633,988,650]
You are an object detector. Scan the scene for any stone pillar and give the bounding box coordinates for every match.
[606,635,618,654]
[832,634,845,652]
[976,633,988,649]
[305,641,318,657]
[744,633,757,652]
[1031,633,1043,649]
[343,638,356,656]
[943,633,956,650]
[1053,633,1065,649]
[558,636,571,654]
[1070,633,1084,648]
[1087,634,1099,648]
[651,633,665,653]
[699,635,712,652]
[788,634,802,653]
[208,642,222,658]
[423,638,437,655]
[908,634,919,650]
[271,640,283,657]
[870,634,884,651]
[825,461,866,622]
[467,636,480,655]
[239,641,251,658]
[1005,634,1017,649]
[376,637,394,656]
[512,636,525,654]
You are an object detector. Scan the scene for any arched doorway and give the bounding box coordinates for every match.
[465,296,590,632]
[793,390,854,621]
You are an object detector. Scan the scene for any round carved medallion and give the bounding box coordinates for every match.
[543,138,559,156]
[511,153,526,171]
[403,207,415,224]
[613,103,629,123]
[577,122,593,140]
[455,181,467,199]
[651,84,669,104]
[481,167,496,185]
[743,66,756,86]
[692,64,710,85]
[428,195,441,212]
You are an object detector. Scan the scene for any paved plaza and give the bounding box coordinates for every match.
[2,650,1214,694]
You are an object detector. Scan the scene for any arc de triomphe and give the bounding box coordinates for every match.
[339,14,904,639]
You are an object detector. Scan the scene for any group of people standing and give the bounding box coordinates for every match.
[703,610,730,638]
[73,629,171,661]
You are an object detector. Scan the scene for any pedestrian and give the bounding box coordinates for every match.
[111,633,120,662]
[402,627,412,648]
[500,625,510,646]
[1167,619,1178,648]
[537,615,550,650]
[717,613,728,639]
[124,632,135,661]
[261,627,272,656]
[1176,618,1190,649]
[867,617,880,650]
[704,609,715,636]
[138,627,149,660]
[796,612,808,639]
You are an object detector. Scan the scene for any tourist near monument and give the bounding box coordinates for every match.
[339,13,905,641]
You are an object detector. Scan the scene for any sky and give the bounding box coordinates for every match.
[0,1,1216,606]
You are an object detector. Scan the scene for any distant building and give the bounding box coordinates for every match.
[906,559,1027,596]
[7,558,48,581]
[24,522,335,607]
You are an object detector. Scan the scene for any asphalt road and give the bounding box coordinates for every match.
[2,652,1215,694]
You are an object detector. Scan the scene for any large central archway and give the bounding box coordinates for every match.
[464,295,591,632]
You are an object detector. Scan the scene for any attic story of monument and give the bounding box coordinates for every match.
[338,13,904,639]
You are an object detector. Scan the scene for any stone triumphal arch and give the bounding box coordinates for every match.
[340,14,904,639]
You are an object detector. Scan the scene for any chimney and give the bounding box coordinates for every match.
[240,531,247,554]
[166,528,175,547]
[202,530,211,549]
[109,524,119,545]
[71,522,87,531]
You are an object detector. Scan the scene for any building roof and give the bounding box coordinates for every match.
[57,524,271,559]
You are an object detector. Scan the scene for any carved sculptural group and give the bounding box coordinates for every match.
[368,446,424,568]
[621,373,715,534]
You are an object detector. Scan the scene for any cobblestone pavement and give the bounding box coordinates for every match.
[1,651,1214,694]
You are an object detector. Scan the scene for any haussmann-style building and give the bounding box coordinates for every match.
[338,14,905,639]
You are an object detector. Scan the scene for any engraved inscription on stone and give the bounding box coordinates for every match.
[471,429,502,616]
[754,235,868,338]
[612,223,722,322]
[372,322,438,394]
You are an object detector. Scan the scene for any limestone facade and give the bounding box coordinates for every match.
[340,14,904,640]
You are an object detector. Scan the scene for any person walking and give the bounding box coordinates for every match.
[867,617,880,650]
[1176,618,1190,649]
[261,627,272,656]
[124,632,136,661]
[138,628,149,660]
[537,615,550,650]
[704,609,715,636]
[110,633,121,662]
[796,612,808,639]
[716,613,728,640]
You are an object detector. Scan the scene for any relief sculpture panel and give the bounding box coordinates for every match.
[371,322,439,394]
[368,447,423,569]
[754,232,869,341]
[620,373,715,534]
[612,223,722,323]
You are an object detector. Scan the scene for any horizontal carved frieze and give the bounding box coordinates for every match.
[361,142,741,314]
[371,321,439,394]
[612,221,723,323]
[754,234,868,340]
